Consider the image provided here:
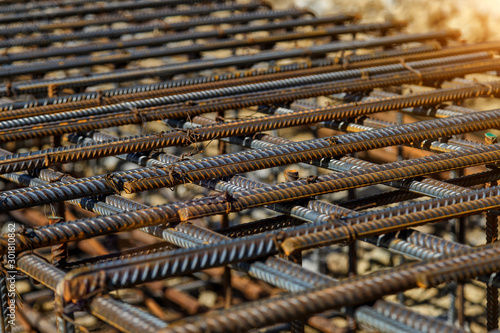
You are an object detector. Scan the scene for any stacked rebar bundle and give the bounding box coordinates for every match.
[1,0,500,332]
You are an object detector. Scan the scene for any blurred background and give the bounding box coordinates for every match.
[269,0,498,43]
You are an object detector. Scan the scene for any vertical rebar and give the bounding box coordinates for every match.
[0,272,9,333]
[486,133,499,331]
[448,169,466,327]
[49,136,67,267]
[456,218,466,327]
[487,211,499,331]
[283,169,305,333]
[347,183,358,332]
[222,213,232,309]
[218,110,232,309]
[49,135,73,333]
[452,168,466,327]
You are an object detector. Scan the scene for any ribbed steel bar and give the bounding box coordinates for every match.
[0,273,9,333]
[0,51,488,128]
[0,198,182,253]
[369,300,465,333]
[7,146,500,330]
[0,102,497,216]
[5,155,479,331]
[124,108,500,194]
[487,210,499,330]
[252,107,475,197]
[0,20,395,65]
[0,43,445,111]
[394,230,500,289]
[406,230,468,255]
[66,242,177,269]
[370,230,467,273]
[218,216,304,237]
[146,225,314,293]
[378,237,440,260]
[338,167,500,210]
[0,2,264,36]
[89,296,168,333]
[4,145,500,266]
[0,166,134,214]
[55,230,278,302]
[158,243,500,333]
[318,90,480,131]
[16,254,168,333]
[152,224,347,332]
[77,130,340,230]
[355,306,422,333]
[178,115,475,209]
[162,221,329,292]
[83,126,472,223]
[0,30,458,95]
[1,78,499,184]
[7,39,493,112]
[280,186,500,255]
[0,26,409,77]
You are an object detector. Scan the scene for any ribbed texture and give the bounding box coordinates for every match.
[161,244,500,333]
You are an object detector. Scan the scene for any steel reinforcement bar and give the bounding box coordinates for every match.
[0,51,489,127]
[0,102,497,213]
[0,30,458,95]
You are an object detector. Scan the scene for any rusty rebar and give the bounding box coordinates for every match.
[0,30,458,95]
[2,4,500,331]
[159,243,500,333]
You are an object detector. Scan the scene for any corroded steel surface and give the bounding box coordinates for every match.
[0,1,499,332]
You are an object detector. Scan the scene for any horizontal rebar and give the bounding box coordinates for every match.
[0,51,488,128]
[159,243,500,332]
[0,30,458,95]
[0,20,396,65]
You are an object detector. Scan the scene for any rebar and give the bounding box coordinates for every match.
[2,4,500,332]
[0,51,489,128]
[370,300,466,333]
[0,22,401,66]
[0,30,458,95]
[16,254,168,333]
[160,243,500,333]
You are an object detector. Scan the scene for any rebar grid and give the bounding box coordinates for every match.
[0,1,499,332]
